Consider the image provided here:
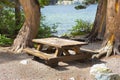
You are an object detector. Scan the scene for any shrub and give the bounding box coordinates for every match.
[69,19,93,36]
[38,16,57,38]
[0,34,13,46]
[82,0,98,5]
[0,7,24,38]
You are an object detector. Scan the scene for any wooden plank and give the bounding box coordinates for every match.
[23,48,55,60]
[50,53,92,62]
[80,48,98,54]
[32,38,88,48]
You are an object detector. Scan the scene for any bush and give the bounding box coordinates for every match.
[82,0,98,5]
[0,34,13,46]
[69,19,93,36]
[0,7,24,38]
[38,23,57,38]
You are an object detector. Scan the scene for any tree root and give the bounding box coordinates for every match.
[92,41,113,59]
[113,42,120,55]
[92,42,120,59]
[9,40,26,54]
[10,45,24,54]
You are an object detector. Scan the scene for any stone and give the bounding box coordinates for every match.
[90,64,120,80]
[20,60,28,65]
[90,63,112,76]
[95,73,120,80]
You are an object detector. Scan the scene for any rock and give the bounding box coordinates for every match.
[90,63,120,80]
[95,73,120,80]
[90,63,112,76]
[69,77,75,80]
[20,60,28,65]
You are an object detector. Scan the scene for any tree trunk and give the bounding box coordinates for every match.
[15,0,21,26]
[86,0,106,41]
[11,0,40,53]
[92,0,120,58]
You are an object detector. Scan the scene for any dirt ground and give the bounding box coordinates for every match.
[0,42,120,80]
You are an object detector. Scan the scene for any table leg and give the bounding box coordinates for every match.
[73,46,81,54]
[36,43,43,51]
[55,48,63,57]
[62,48,70,56]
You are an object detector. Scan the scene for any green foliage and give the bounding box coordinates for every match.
[75,0,98,10]
[0,8,24,38]
[69,19,93,36]
[38,16,57,38]
[38,0,50,7]
[0,34,13,46]
[82,0,98,5]
[0,0,14,8]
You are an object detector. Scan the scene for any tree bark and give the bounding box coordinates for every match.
[11,0,40,53]
[86,0,106,41]
[92,0,120,58]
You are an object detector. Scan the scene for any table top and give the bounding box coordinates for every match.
[32,37,88,48]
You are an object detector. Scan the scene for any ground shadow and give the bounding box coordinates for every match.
[55,59,106,71]
[33,56,106,71]
[0,51,32,64]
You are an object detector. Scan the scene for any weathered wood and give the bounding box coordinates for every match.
[53,53,92,62]
[45,58,58,67]
[72,46,81,54]
[23,48,55,60]
[61,48,70,56]
[32,38,88,48]
[80,48,98,54]
[24,47,92,67]
[55,48,63,57]
[26,38,92,67]
[36,43,43,51]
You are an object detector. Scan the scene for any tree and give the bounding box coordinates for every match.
[92,0,120,58]
[15,0,21,26]
[11,0,40,53]
[86,0,106,41]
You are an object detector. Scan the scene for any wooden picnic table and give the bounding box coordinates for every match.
[24,37,91,67]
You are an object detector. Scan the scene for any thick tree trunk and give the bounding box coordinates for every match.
[92,0,120,58]
[86,0,106,41]
[114,0,120,55]
[11,0,40,53]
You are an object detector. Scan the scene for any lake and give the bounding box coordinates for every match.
[41,4,97,36]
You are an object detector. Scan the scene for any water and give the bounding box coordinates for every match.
[41,4,97,36]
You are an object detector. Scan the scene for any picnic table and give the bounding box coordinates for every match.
[24,37,91,67]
